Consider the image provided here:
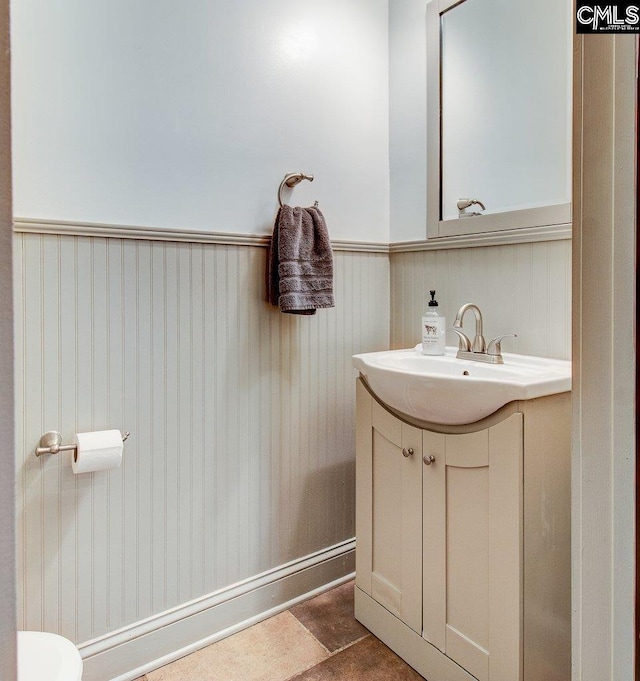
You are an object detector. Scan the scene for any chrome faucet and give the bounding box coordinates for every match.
[452,303,516,365]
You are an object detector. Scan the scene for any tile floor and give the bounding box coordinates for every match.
[134,580,425,680]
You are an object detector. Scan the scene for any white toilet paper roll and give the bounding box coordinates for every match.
[72,430,123,474]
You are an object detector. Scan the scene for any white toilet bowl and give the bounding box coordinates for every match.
[18,631,83,681]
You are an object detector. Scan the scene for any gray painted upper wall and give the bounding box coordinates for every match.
[11,0,390,242]
[11,0,571,246]
[389,0,428,243]
[0,0,15,678]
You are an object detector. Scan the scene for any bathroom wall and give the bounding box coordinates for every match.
[0,0,16,679]
[14,235,388,677]
[11,0,390,677]
[391,241,572,359]
[13,1,573,678]
[389,0,427,244]
[388,0,572,360]
[11,0,389,243]
[572,35,636,680]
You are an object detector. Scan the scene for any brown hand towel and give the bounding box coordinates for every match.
[268,205,335,315]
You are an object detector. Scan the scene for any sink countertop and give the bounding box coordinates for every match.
[352,346,571,425]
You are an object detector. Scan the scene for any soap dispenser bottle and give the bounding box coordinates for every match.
[422,290,446,355]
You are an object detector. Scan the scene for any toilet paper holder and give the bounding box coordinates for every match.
[35,430,130,458]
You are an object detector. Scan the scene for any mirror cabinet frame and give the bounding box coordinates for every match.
[426,0,572,241]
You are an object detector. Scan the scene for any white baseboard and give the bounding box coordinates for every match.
[80,539,355,681]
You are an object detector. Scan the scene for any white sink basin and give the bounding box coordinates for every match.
[352,346,571,425]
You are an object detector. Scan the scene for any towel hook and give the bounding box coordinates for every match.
[278,173,318,208]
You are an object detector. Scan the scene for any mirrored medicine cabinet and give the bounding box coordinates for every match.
[426,0,572,240]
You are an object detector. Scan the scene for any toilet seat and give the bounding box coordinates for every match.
[18,631,83,681]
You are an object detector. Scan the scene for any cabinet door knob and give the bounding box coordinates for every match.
[423,454,436,465]
[402,448,414,458]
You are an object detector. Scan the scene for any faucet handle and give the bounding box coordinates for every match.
[487,334,518,356]
[451,328,471,353]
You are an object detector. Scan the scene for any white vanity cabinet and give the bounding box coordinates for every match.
[355,393,424,634]
[355,378,571,681]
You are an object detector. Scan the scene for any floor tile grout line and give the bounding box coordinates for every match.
[286,599,372,659]
[282,633,406,681]
[280,602,373,681]
[324,632,371,657]
[279,631,374,681]
[281,655,332,681]
[286,608,333,656]
[279,640,364,681]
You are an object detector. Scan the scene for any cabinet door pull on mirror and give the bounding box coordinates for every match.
[402,448,414,458]
[423,454,436,466]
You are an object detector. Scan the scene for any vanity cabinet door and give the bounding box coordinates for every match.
[422,414,523,681]
[355,381,422,634]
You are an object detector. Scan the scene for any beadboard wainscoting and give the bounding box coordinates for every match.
[14,232,389,680]
[390,239,572,360]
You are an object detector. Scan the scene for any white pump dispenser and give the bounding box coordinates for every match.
[421,290,446,355]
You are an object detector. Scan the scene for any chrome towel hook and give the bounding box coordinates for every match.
[277,173,319,208]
